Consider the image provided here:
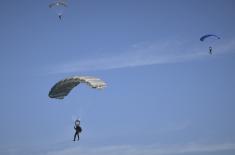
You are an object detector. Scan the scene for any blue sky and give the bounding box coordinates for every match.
[0,0,235,154]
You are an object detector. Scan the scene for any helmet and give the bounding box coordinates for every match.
[75,119,80,126]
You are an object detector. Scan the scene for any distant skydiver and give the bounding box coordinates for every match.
[209,46,212,55]
[58,14,62,20]
[73,119,82,141]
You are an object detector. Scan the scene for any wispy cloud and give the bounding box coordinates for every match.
[47,39,235,74]
[44,143,235,155]
[2,141,235,155]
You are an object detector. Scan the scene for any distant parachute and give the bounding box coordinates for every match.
[49,76,107,99]
[200,34,220,42]
[200,34,221,54]
[49,0,68,20]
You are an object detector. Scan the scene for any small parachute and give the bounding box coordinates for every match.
[200,34,221,54]
[49,76,107,99]
[200,34,220,42]
[49,0,68,20]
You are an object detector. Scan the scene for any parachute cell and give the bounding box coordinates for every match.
[49,76,107,99]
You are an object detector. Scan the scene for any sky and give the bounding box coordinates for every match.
[0,0,235,154]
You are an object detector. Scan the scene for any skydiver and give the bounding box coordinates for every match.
[58,14,62,20]
[73,119,82,141]
[209,46,212,55]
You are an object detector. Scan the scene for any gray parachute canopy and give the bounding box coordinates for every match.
[49,0,68,8]
[49,76,107,99]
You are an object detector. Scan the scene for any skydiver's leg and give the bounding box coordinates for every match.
[77,134,80,141]
[73,132,77,141]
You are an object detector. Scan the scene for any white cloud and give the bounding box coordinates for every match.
[2,142,235,155]
[47,39,235,74]
[44,143,235,155]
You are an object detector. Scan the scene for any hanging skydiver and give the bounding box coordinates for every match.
[58,14,62,20]
[209,46,212,55]
[73,119,82,141]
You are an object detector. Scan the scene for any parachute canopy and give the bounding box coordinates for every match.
[49,76,107,99]
[200,34,220,42]
[49,1,67,8]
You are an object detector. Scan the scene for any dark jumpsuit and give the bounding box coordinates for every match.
[74,125,82,141]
